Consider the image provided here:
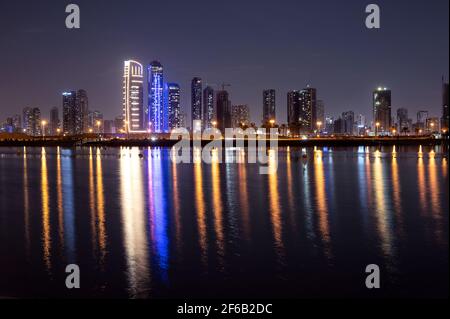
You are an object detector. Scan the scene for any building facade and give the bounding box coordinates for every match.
[50,107,60,135]
[203,86,215,129]
[164,82,181,130]
[373,87,392,133]
[123,60,144,133]
[191,77,203,128]
[263,89,276,124]
[231,104,250,128]
[216,90,231,133]
[148,61,165,133]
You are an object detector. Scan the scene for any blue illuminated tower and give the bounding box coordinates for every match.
[148,61,166,133]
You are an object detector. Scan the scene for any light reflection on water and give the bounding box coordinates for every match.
[0,145,448,298]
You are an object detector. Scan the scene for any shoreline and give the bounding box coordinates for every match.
[0,136,448,148]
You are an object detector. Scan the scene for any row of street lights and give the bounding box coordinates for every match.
[40,120,102,138]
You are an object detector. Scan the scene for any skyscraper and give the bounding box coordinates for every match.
[203,86,215,129]
[164,82,181,130]
[396,108,409,133]
[31,107,42,136]
[316,100,325,127]
[442,80,449,132]
[373,87,392,133]
[50,107,60,135]
[231,104,250,128]
[114,116,125,133]
[287,90,301,135]
[299,87,316,133]
[76,89,89,133]
[263,89,276,124]
[216,90,231,133]
[148,61,165,133]
[123,60,144,133]
[62,91,76,135]
[342,111,355,135]
[417,111,428,126]
[191,77,202,128]
[22,107,33,135]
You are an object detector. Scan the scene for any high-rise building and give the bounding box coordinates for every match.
[203,86,215,129]
[373,87,392,133]
[76,89,89,133]
[123,60,144,133]
[179,112,187,129]
[396,108,409,133]
[61,90,86,135]
[216,90,231,133]
[88,110,103,132]
[342,111,355,135]
[426,117,440,133]
[164,82,181,130]
[148,61,165,133]
[263,89,276,124]
[50,107,60,135]
[114,116,125,133]
[325,116,334,135]
[333,117,343,134]
[316,100,325,127]
[31,107,42,136]
[417,110,428,127]
[231,104,250,128]
[103,120,114,134]
[22,107,33,135]
[287,90,301,135]
[442,80,449,132]
[62,91,76,135]
[298,87,316,133]
[10,114,21,132]
[191,77,202,128]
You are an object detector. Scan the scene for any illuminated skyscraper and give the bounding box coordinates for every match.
[191,77,202,127]
[22,107,33,135]
[203,86,215,129]
[62,90,87,135]
[62,91,76,135]
[123,60,144,133]
[373,87,392,133]
[164,83,181,130]
[148,61,165,133]
[231,104,250,128]
[31,107,42,136]
[300,86,316,133]
[263,89,276,124]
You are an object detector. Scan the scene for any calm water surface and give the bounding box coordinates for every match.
[0,146,448,298]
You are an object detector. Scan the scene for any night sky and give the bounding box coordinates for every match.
[0,0,448,124]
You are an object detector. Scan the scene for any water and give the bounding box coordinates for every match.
[0,146,448,298]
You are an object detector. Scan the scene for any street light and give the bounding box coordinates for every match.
[56,128,61,135]
[96,120,101,134]
[375,122,380,136]
[269,119,275,127]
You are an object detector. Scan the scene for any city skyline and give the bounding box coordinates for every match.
[0,1,448,124]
